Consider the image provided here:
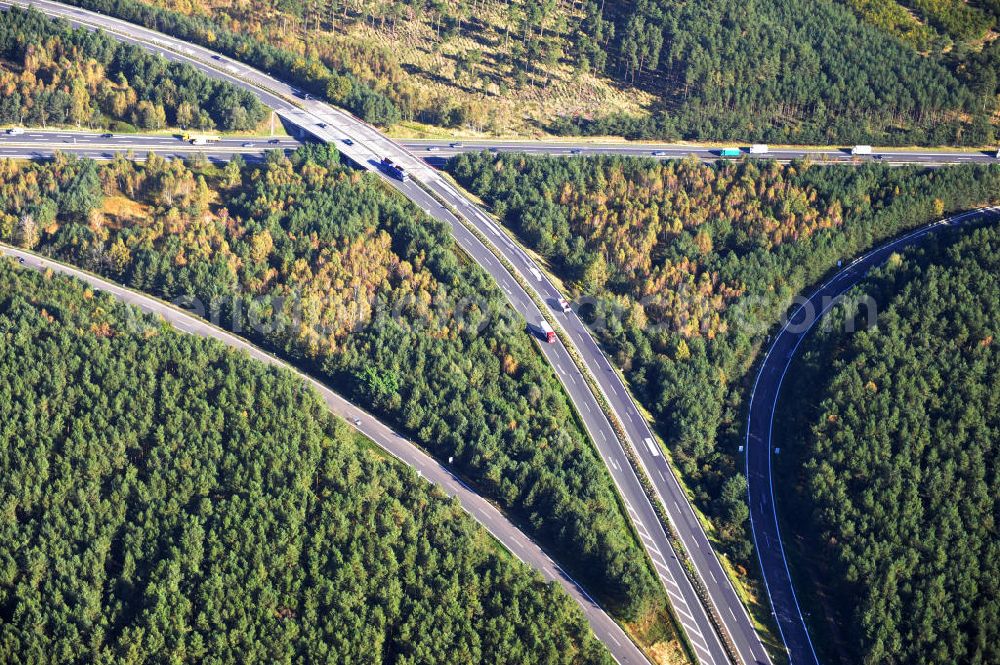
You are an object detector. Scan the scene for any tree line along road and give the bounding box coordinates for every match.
[0,242,652,665]
[2,1,729,661]
[744,206,1000,665]
[11,1,959,663]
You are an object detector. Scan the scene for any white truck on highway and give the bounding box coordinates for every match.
[851,145,873,155]
[5,127,24,136]
[749,144,769,155]
[185,133,220,145]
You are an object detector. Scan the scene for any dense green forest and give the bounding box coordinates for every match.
[447,152,1000,565]
[776,225,999,664]
[57,0,999,144]
[0,259,613,664]
[562,0,999,145]
[0,8,267,131]
[0,148,669,637]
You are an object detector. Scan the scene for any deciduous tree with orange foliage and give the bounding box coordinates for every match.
[448,151,1000,564]
[0,144,664,626]
[0,7,267,131]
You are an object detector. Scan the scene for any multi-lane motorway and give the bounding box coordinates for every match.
[14,3,775,664]
[0,129,301,161]
[0,242,650,665]
[12,122,996,664]
[744,206,1000,665]
[399,139,998,166]
[4,2,744,664]
[13,1,993,663]
[2,128,997,169]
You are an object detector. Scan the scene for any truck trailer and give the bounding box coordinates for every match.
[851,145,873,155]
[749,144,769,155]
[719,148,741,157]
[185,134,220,146]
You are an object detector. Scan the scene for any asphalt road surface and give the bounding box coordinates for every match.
[0,129,301,161]
[2,3,717,663]
[0,110,755,665]
[0,2,905,663]
[0,243,651,665]
[400,139,999,166]
[744,206,1000,664]
[2,129,996,169]
[13,123,999,663]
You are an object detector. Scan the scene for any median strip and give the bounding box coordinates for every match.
[411,175,743,665]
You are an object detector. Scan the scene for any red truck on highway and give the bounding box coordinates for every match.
[532,318,556,343]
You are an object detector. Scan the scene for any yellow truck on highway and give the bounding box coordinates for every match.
[182,133,220,145]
